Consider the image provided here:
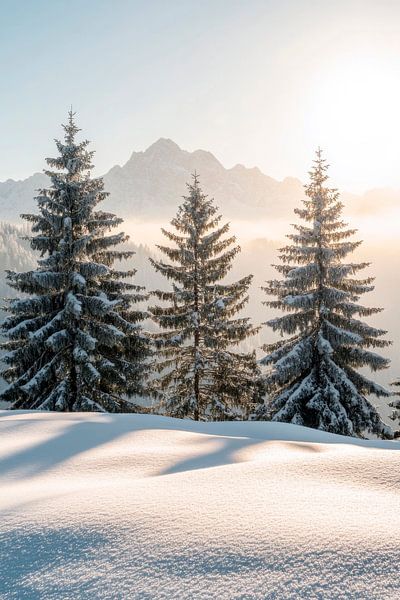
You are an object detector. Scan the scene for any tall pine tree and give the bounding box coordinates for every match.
[0,112,150,411]
[257,149,392,438]
[149,174,260,421]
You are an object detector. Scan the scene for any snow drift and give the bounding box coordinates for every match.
[0,411,399,599]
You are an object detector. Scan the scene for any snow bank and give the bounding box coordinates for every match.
[0,411,399,599]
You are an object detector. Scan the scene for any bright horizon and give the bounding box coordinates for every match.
[2,0,400,193]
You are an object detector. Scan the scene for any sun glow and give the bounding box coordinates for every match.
[305,51,400,192]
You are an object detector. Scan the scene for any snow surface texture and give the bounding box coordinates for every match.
[0,411,399,600]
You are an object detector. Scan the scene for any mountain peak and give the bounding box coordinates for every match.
[145,138,181,154]
[126,138,182,166]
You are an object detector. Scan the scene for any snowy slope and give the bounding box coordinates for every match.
[0,412,399,599]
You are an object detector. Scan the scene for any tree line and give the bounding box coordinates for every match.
[1,113,398,439]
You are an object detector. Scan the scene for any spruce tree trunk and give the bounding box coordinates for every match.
[193,349,200,421]
[193,218,200,421]
[315,187,324,393]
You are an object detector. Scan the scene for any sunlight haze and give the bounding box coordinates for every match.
[2,0,400,193]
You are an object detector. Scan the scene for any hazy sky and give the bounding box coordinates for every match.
[2,0,400,192]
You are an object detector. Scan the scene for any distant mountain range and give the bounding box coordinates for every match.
[1,138,397,223]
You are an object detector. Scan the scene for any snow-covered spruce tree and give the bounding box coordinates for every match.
[148,174,260,421]
[390,381,400,431]
[257,149,392,438]
[0,112,150,411]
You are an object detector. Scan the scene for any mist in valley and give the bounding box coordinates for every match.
[123,205,400,424]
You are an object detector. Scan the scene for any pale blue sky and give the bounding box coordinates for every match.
[2,0,400,191]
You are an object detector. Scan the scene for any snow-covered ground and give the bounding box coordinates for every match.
[0,411,399,599]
